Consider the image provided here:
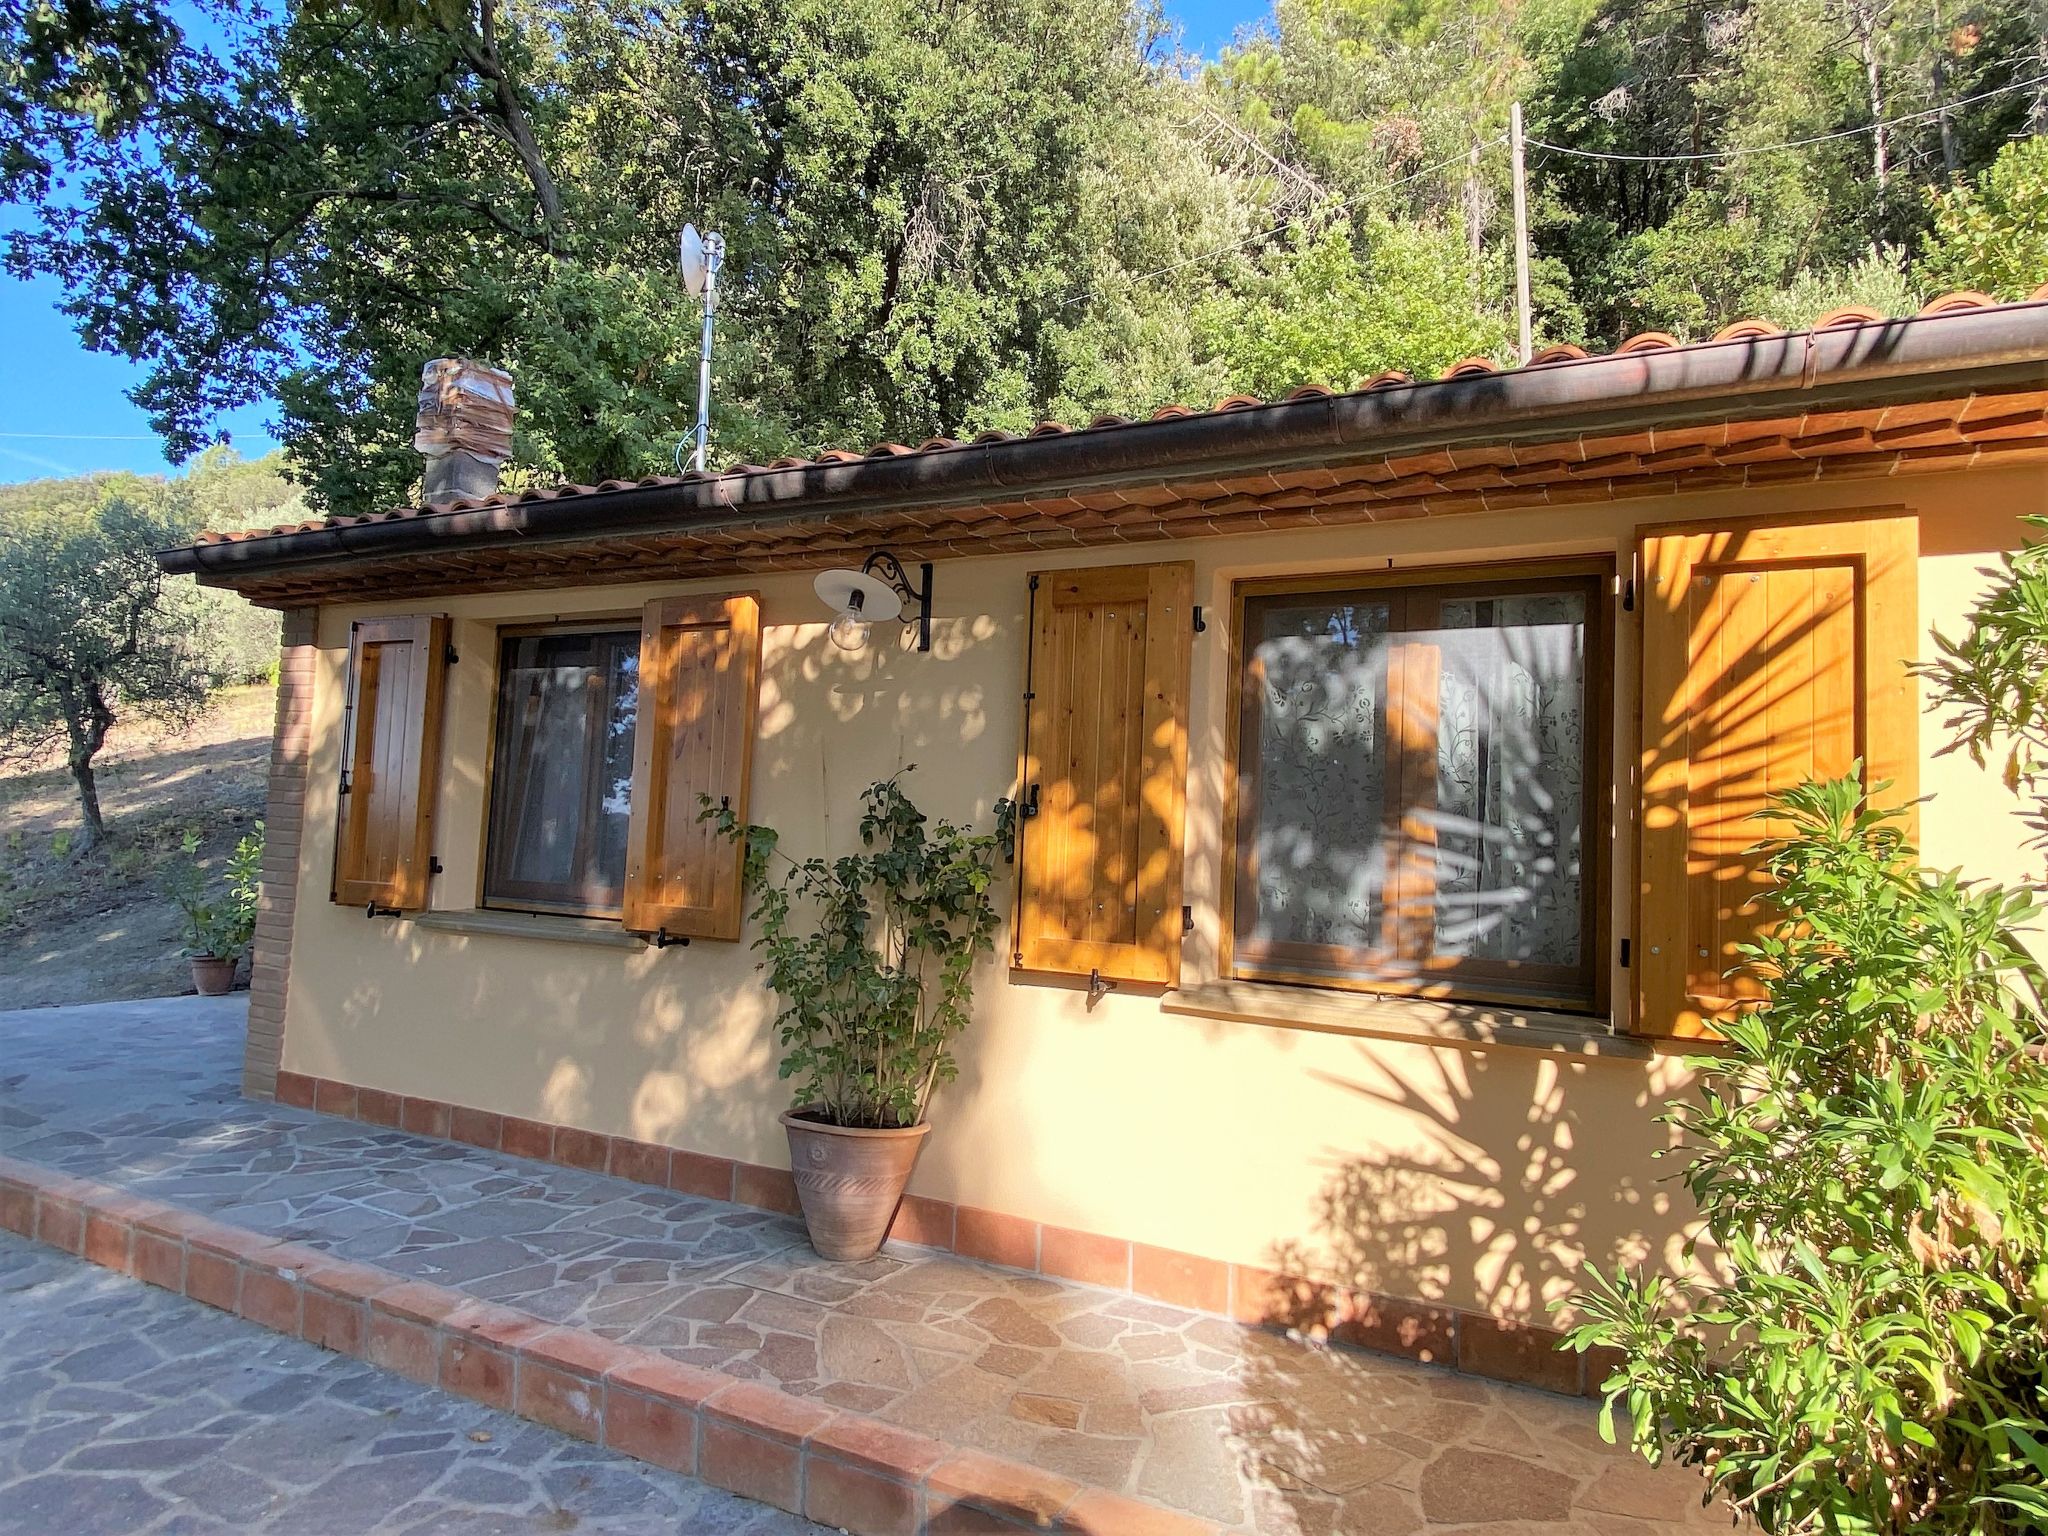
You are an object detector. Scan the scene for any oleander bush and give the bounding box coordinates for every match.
[1563,533,2048,1534]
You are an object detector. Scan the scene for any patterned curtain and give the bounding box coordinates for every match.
[1247,600,1393,952]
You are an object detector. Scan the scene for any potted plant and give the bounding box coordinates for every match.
[705,775,1013,1261]
[168,822,262,996]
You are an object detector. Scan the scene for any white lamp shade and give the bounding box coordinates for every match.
[813,568,904,624]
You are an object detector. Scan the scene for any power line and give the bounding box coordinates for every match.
[1527,70,2048,163]
[1065,134,1508,311]
[0,431,159,442]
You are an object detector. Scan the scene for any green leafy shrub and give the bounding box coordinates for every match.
[1564,778,2048,1532]
[167,822,263,961]
[705,775,1014,1130]
[1919,137,2048,304]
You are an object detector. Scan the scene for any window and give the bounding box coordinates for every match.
[483,628,640,917]
[1230,567,1607,1010]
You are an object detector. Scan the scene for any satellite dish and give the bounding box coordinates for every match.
[680,224,707,297]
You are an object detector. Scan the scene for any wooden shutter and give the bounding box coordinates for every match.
[333,615,449,911]
[1015,562,1194,986]
[1637,511,1917,1038]
[622,592,762,941]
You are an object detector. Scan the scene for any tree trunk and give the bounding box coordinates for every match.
[460,0,564,238]
[68,755,107,850]
[56,679,115,850]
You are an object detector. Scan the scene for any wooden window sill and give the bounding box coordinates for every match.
[412,909,648,951]
[1161,980,1655,1059]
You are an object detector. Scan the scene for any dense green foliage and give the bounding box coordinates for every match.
[707,775,1014,1130]
[168,818,262,959]
[0,450,294,841]
[1565,542,2048,1530]
[5,0,2046,512]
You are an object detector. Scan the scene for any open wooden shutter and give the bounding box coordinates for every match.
[622,592,762,941]
[1014,562,1194,986]
[1637,511,1917,1037]
[333,615,449,911]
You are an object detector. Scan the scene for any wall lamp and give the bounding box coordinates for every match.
[813,550,934,653]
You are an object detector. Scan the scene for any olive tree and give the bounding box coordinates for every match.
[0,485,223,847]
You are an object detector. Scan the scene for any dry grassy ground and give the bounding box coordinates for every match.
[0,686,274,1008]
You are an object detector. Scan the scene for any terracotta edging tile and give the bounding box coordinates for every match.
[3,1151,1300,1536]
[925,1448,1081,1526]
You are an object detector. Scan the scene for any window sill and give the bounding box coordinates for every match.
[413,909,648,951]
[1161,980,1654,1059]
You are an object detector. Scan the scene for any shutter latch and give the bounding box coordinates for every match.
[1622,579,1636,612]
[1021,784,1041,819]
[365,902,401,920]
[652,929,691,949]
[1085,969,1117,1010]
[1182,905,1194,936]
[1192,605,1208,634]
[1619,938,1631,968]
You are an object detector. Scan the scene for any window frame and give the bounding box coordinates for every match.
[1221,558,1614,1016]
[477,617,643,922]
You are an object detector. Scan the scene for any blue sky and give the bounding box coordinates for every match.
[0,0,1269,484]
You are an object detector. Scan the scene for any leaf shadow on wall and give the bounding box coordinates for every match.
[1216,1044,1688,1532]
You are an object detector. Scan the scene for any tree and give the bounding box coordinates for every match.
[1918,134,2048,298]
[4,0,1222,514]
[0,485,225,847]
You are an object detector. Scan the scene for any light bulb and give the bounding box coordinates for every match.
[829,607,871,651]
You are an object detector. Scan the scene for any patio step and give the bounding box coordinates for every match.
[0,1151,1220,1536]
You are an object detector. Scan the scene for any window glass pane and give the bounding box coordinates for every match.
[485,631,639,913]
[1240,598,1393,958]
[1430,593,1587,969]
[1232,576,1598,1006]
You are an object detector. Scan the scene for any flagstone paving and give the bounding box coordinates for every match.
[0,997,1730,1533]
[0,1230,826,1534]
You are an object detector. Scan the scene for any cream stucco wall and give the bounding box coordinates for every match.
[276,461,2047,1324]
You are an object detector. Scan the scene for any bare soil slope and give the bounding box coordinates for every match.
[0,687,274,1008]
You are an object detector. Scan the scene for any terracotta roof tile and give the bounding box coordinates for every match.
[1711,319,1781,342]
[1814,305,1887,329]
[186,289,2040,549]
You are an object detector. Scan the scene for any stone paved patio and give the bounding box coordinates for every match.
[0,997,1727,1533]
[0,1230,825,1534]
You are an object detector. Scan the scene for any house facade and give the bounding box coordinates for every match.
[162,291,2048,1389]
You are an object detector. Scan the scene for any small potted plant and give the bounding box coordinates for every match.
[706,775,1013,1261]
[168,822,262,996]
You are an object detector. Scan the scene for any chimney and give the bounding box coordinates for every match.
[414,358,515,505]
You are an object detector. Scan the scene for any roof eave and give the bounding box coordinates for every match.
[157,302,2048,584]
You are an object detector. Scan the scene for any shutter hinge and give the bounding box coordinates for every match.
[1021,783,1041,819]
[1622,579,1636,612]
[1028,573,1040,591]
[1182,905,1194,937]
[1619,938,1631,968]
[1192,605,1207,634]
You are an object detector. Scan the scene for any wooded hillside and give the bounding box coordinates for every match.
[5,0,2045,514]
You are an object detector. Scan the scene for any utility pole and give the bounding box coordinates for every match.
[1510,101,1532,365]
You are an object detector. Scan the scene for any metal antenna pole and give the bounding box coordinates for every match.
[691,232,725,473]
[1510,103,1533,366]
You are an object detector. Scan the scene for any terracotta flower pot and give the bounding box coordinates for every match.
[780,1109,930,1262]
[189,955,238,996]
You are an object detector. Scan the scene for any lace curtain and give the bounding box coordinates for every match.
[1241,587,1588,983]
